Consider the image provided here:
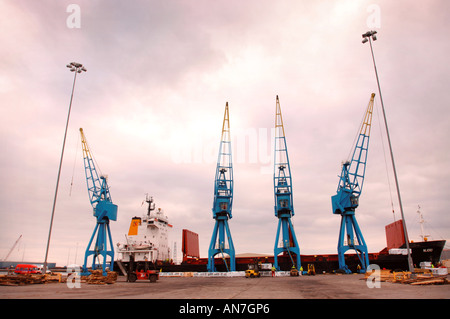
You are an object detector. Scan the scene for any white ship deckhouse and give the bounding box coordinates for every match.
[117,196,172,264]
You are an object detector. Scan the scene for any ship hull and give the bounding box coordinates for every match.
[158,240,446,274]
[403,240,446,266]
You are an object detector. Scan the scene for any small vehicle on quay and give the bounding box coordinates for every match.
[127,269,160,283]
[14,264,42,275]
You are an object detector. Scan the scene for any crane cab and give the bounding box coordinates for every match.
[95,201,118,221]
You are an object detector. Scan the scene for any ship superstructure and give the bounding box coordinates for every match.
[117,196,172,265]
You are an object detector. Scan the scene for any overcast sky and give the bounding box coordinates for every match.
[1,0,449,267]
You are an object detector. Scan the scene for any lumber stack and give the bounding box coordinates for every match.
[364,269,393,282]
[364,268,449,285]
[0,271,118,286]
[406,275,448,285]
[0,273,61,286]
[81,270,118,285]
[44,273,62,283]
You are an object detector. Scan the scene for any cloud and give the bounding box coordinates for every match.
[1,0,449,266]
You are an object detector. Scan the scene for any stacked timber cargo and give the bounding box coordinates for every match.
[364,268,449,285]
[0,271,118,286]
[81,270,118,285]
[0,273,61,286]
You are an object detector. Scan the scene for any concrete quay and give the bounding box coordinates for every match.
[0,273,448,299]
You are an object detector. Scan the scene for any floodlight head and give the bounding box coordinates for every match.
[67,62,86,73]
[362,30,378,43]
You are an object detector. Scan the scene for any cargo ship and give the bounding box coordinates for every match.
[175,209,446,273]
[176,221,446,273]
[114,196,445,274]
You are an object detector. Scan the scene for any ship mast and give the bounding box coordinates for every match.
[144,194,156,218]
[417,206,430,242]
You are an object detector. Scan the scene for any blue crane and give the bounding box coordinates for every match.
[79,128,118,276]
[207,103,236,272]
[331,93,375,273]
[273,96,301,270]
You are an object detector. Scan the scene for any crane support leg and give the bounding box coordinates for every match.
[337,213,369,273]
[82,220,115,276]
[274,217,301,270]
[207,218,236,272]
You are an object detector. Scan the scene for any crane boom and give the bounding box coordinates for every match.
[213,103,233,219]
[331,93,375,273]
[79,128,117,276]
[80,128,113,209]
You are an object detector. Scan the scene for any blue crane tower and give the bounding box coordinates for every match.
[207,103,236,272]
[79,128,118,276]
[273,95,301,270]
[331,93,375,273]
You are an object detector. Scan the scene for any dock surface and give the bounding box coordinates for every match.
[0,273,448,299]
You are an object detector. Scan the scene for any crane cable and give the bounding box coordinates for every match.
[374,98,396,221]
[69,135,79,196]
[219,246,230,272]
[82,132,104,177]
[345,97,396,221]
[346,104,366,163]
[70,130,105,196]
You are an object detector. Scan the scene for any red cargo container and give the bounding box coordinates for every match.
[385,219,406,250]
[182,229,200,260]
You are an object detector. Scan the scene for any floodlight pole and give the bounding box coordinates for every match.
[362,31,414,274]
[43,62,86,274]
